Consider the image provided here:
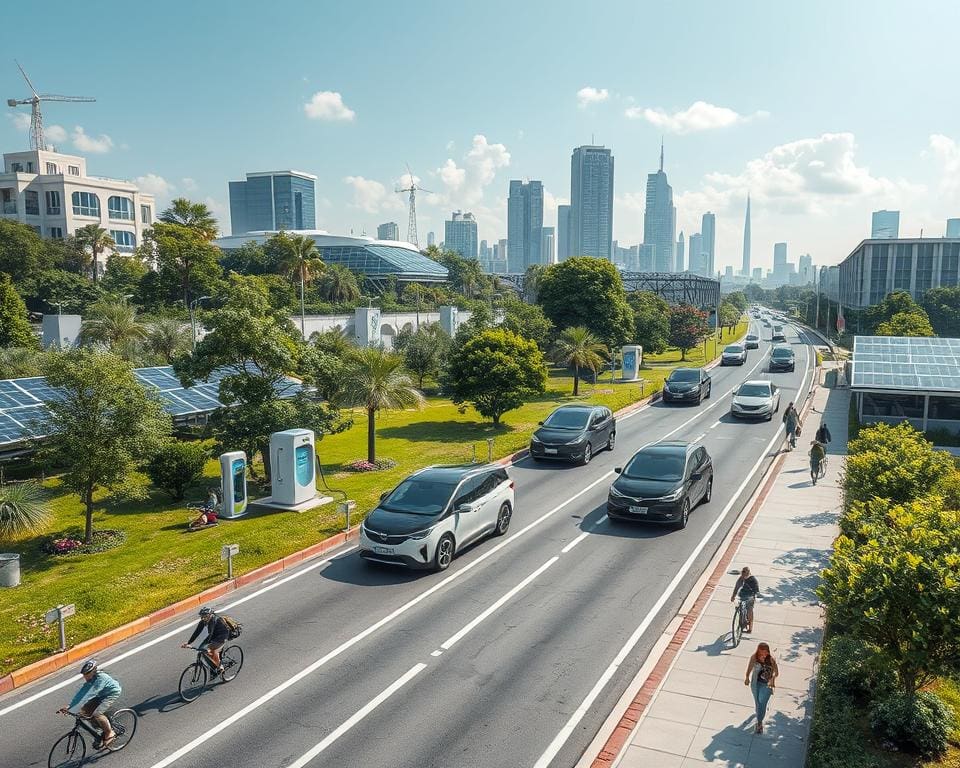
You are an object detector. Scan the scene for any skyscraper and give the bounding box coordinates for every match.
[643,142,677,272]
[676,231,685,272]
[557,204,571,261]
[742,194,751,276]
[541,226,555,264]
[701,212,716,277]
[946,218,960,237]
[377,221,400,241]
[507,179,544,271]
[773,242,789,284]
[228,170,317,235]
[871,210,900,239]
[687,233,702,276]
[570,145,614,260]
[427,231,436,247]
[444,211,478,259]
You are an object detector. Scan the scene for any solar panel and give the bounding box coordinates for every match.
[134,367,182,391]
[852,335,960,393]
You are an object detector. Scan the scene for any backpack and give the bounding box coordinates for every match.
[221,614,242,639]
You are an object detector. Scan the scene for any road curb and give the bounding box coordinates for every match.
[0,527,360,695]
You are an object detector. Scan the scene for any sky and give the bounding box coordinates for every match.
[4,0,960,272]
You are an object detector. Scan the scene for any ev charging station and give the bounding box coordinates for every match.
[218,451,249,518]
[621,345,643,381]
[269,429,317,507]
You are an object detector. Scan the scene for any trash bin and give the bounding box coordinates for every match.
[0,553,21,587]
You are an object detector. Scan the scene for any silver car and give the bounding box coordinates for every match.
[721,344,747,366]
[730,380,781,421]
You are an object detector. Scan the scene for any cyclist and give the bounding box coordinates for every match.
[181,607,229,674]
[782,403,800,450]
[57,659,121,749]
[809,439,826,485]
[730,567,760,633]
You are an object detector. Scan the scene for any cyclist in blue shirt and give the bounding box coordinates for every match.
[58,659,121,748]
[730,567,760,633]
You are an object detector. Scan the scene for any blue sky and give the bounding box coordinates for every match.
[4,0,960,270]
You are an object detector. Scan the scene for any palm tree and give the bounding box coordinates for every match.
[146,317,191,363]
[79,299,148,360]
[280,234,324,337]
[341,347,425,463]
[319,264,361,303]
[310,327,352,358]
[74,224,115,283]
[159,198,219,239]
[0,480,51,538]
[552,326,609,396]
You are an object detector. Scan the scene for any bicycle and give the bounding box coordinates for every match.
[48,708,138,768]
[818,454,829,479]
[731,595,756,648]
[178,644,244,703]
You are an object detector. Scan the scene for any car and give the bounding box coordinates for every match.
[744,334,760,350]
[769,345,796,372]
[730,380,781,420]
[529,404,615,465]
[607,442,713,529]
[771,325,786,342]
[721,344,748,366]
[662,367,712,404]
[359,464,514,571]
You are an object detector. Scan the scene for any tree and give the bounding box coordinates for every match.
[159,198,219,239]
[726,291,748,313]
[875,309,935,337]
[311,327,352,358]
[865,290,921,333]
[0,220,52,282]
[41,349,170,543]
[719,300,742,333]
[0,273,39,349]
[318,264,361,303]
[668,304,710,360]
[522,264,547,304]
[426,247,488,298]
[401,323,451,387]
[443,328,547,425]
[79,298,148,360]
[101,253,148,299]
[146,441,209,501]
[538,257,634,348]
[265,233,324,335]
[341,347,425,462]
[628,291,670,354]
[552,326,609,395]
[73,224,115,283]
[17,268,104,315]
[922,286,960,338]
[0,480,51,538]
[500,299,553,349]
[220,240,269,275]
[0,347,45,379]
[146,317,191,364]
[143,221,223,307]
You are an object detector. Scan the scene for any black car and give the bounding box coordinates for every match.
[661,368,712,404]
[529,404,615,465]
[607,442,713,529]
[769,345,795,372]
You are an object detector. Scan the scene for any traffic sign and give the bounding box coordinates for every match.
[221,544,239,561]
[59,603,76,618]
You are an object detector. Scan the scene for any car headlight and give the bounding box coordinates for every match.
[608,485,628,498]
[565,435,584,445]
[530,436,542,444]
[408,526,436,540]
[658,488,684,502]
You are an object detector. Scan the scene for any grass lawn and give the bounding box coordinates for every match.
[0,321,746,675]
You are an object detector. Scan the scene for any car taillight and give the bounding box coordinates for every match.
[509,481,515,489]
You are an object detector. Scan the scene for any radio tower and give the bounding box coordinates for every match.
[396,165,432,249]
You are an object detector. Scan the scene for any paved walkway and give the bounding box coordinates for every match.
[614,380,850,768]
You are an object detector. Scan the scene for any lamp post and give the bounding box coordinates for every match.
[189,295,211,352]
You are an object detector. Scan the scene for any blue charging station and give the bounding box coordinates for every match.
[268,429,317,507]
[218,451,248,518]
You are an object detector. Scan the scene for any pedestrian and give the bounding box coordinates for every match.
[782,403,800,450]
[815,422,831,445]
[744,642,779,734]
[809,440,826,485]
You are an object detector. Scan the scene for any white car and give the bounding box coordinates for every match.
[360,464,514,572]
[730,380,781,421]
[721,344,748,365]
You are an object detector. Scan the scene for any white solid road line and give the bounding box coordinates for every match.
[709,420,722,429]
[286,663,427,768]
[532,338,812,768]
[561,530,592,554]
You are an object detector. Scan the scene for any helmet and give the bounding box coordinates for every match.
[80,659,98,675]
[199,607,214,617]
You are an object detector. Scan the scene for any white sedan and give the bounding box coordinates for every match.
[730,380,781,421]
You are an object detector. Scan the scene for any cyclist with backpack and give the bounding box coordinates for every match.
[180,607,238,675]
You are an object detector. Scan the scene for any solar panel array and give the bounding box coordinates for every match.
[851,336,960,392]
[0,366,303,447]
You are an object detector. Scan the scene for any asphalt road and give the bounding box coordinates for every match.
[0,319,817,768]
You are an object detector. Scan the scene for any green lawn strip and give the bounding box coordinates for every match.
[0,320,746,675]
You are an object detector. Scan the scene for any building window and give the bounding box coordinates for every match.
[49,227,63,239]
[929,396,960,422]
[45,190,61,215]
[24,191,39,216]
[109,230,136,250]
[893,243,912,291]
[862,392,924,420]
[1,188,16,215]
[45,162,58,175]
[10,162,23,173]
[68,165,80,176]
[141,204,151,225]
[942,243,960,286]
[869,246,888,305]
[72,191,100,217]
[916,243,934,294]
[108,196,134,221]
[27,162,33,173]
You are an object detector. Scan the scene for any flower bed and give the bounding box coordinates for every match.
[344,458,398,473]
[42,529,126,556]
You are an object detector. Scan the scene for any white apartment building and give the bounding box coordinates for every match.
[0,149,156,261]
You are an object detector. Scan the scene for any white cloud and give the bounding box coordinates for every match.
[303,91,356,121]
[8,113,67,145]
[928,134,960,197]
[10,113,31,131]
[465,134,510,190]
[181,177,199,192]
[577,87,609,108]
[626,101,769,134]
[436,159,465,191]
[46,125,67,143]
[543,190,567,221]
[343,175,402,213]
[134,173,176,201]
[71,126,114,153]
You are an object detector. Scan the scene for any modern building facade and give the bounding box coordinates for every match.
[0,149,156,259]
[507,179,544,271]
[377,221,400,241]
[427,231,436,247]
[444,211,478,259]
[643,144,676,272]
[229,170,316,235]
[557,204,571,261]
[772,242,790,284]
[541,226,555,264]
[701,213,716,277]
[687,233,702,275]
[570,145,614,260]
[947,218,960,238]
[871,209,900,239]
[742,194,751,276]
[676,231,685,272]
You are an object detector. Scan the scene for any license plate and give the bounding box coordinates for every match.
[629,506,648,515]
[372,546,394,555]
[544,448,558,454]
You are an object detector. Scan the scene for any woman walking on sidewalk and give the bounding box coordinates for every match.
[782,403,800,450]
[744,642,779,734]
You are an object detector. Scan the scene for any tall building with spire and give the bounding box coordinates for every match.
[742,194,751,276]
[643,140,676,272]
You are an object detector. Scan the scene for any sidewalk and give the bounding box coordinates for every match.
[611,381,849,768]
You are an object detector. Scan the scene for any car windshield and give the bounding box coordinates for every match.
[622,451,685,481]
[746,335,758,340]
[772,348,793,358]
[738,383,771,397]
[543,409,590,429]
[381,479,457,515]
[668,369,700,382]
[724,346,744,353]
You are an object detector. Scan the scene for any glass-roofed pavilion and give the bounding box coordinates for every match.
[213,231,449,291]
[851,335,960,436]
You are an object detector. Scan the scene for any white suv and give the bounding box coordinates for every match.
[359,464,515,572]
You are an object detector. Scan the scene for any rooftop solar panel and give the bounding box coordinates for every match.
[852,335,960,393]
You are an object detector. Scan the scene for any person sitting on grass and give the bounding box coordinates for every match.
[189,488,221,529]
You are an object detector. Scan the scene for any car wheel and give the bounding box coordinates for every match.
[433,534,455,572]
[581,442,593,465]
[495,503,512,536]
[703,476,713,504]
[676,498,691,530]
[607,431,616,452]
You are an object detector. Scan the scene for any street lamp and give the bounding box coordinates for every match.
[189,295,211,352]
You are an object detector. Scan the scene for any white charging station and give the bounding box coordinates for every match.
[270,429,317,507]
[219,451,248,519]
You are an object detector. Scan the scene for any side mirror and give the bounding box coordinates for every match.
[614,467,622,474]
[537,421,543,426]
[456,503,475,514]
[380,491,389,501]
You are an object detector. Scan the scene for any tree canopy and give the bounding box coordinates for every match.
[141,221,223,307]
[159,198,219,240]
[552,326,609,395]
[921,286,960,338]
[499,298,554,349]
[668,304,710,359]
[628,291,670,355]
[0,220,54,282]
[0,273,39,349]
[875,309,935,337]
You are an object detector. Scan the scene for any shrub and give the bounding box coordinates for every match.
[818,634,895,700]
[345,458,397,473]
[0,480,51,538]
[870,690,955,757]
[42,529,125,556]
[146,441,209,501]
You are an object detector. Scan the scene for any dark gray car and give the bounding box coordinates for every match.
[530,404,616,465]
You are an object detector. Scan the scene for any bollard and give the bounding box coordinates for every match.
[338,500,357,530]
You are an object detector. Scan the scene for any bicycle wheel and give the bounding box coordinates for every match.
[48,730,86,768]
[220,645,244,682]
[178,662,208,702]
[731,606,744,647]
[107,709,138,752]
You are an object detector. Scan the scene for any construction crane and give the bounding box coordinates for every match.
[7,61,95,151]
[395,165,433,250]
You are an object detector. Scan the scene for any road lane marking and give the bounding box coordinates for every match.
[286,663,427,768]
[561,531,592,554]
[691,433,706,443]
[709,420,722,429]
[532,340,812,768]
